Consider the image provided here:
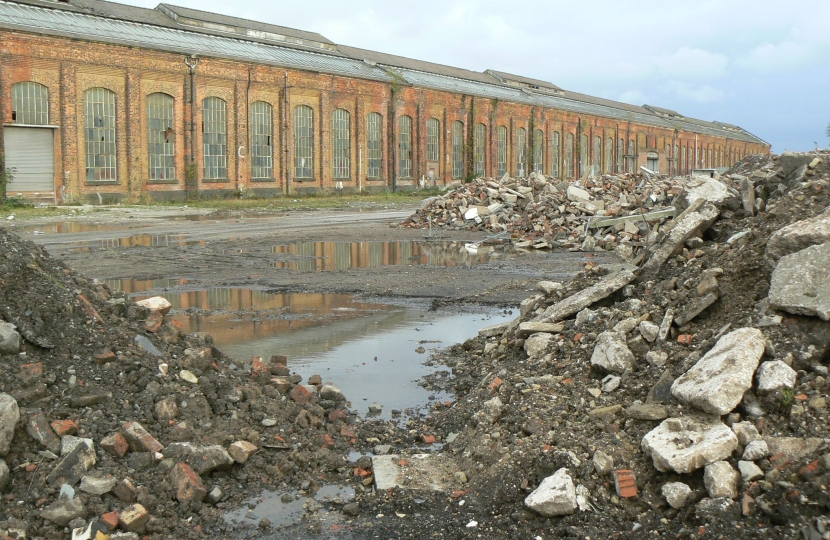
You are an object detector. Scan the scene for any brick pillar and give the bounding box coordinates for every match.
[354,97,363,191]
[235,78,248,192]
[125,69,141,201]
[415,97,424,184]
[0,61,6,202]
[60,62,79,201]
[319,90,331,190]
[442,108,449,184]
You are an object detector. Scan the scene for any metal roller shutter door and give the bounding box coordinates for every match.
[4,127,55,193]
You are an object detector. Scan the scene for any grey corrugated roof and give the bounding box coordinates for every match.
[485,69,562,91]
[644,104,683,118]
[157,3,334,45]
[0,0,390,80]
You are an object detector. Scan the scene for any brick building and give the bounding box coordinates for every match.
[0,0,770,204]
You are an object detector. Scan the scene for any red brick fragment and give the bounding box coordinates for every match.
[340,426,355,439]
[170,462,207,503]
[677,334,693,344]
[94,349,116,364]
[50,419,78,437]
[799,459,821,480]
[614,469,638,498]
[289,384,313,403]
[101,511,120,531]
[113,478,137,503]
[327,410,347,423]
[18,362,43,384]
[122,421,163,453]
[101,432,129,458]
[422,435,436,444]
[143,312,163,333]
[321,434,334,450]
[77,294,105,324]
[488,377,503,391]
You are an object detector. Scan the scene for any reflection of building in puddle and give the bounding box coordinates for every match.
[103,278,190,293]
[139,289,403,357]
[14,221,144,235]
[271,240,516,272]
[66,234,205,251]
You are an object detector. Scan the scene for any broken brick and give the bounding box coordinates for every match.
[422,435,436,444]
[101,433,129,458]
[677,334,693,345]
[113,477,137,503]
[77,294,105,324]
[327,410,347,423]
[122,421,163,453]
[170,462,207,503]
[289,384,313,403]
[94,349,116,364]
[488,377,503,391]
[143,312,164,333]
[18,362,43,384]
[228,441,258,464]
[101,511,120,531]
[251,356,267,375]
[271,354,288,366]
[50,419,78,437]
[118,503,150,533]
[26,413,61,454]
[321,434,334,450]
[614,469,638,498]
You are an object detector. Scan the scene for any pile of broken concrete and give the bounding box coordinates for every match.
[0,228,360,539]
[402,172,679,260]
[387,151,830,538]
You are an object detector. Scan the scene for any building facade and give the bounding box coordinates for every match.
[0,0,770,204]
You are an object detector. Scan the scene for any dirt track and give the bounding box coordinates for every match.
[12,203,619,305]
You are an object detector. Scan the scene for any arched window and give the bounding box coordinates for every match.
[579,134,588,176]
[565,133,575,178]
[426,118,440,162]
[533,129,544,174]
[398,115,413,178]
[681,146,687,175]
[84,87,117,181]
[12,82,49,125]
[367,112,382,179]
[294,105,314,179]
[452,120,464,179]
[627,139,636,173]
[332,108,350,179]
[474,123,486,177]
[606,137,613,174]
[617,138,624,173]
[516,127,527,177]
[202,97,227,180]
[251,101,273,179]
[497,126,508,177]
[147,92,175,181]
[593,135,602,175]
[551,132,560,178]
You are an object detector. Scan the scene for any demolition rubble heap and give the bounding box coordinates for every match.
[403,171,681,262]
[0,229,363,539]
[364,151,830,538]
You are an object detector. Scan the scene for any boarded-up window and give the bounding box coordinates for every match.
[533,129,543,174]
[202,97,227,180]
[147,92,175,181]
[251,101,273,179]
[294,105,314,179]
[593,135,602,175]
[617,138,624,173]
[579,134,588,176]
[84,87,117,182]
[627,139,636,173]
[426,118,440,162]
[551,132,560,178]
[332,108,350,179]
[566,133,574,178]
[367,112,382,179]
[399,115,413,178]
[516,127,526,177]
[12,82,49,125]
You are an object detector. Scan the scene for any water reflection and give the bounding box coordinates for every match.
[13,222,145,234]
[103,278,190,294]
[67,233,205,251]
[224,484,354,529]
[272,240,516,272]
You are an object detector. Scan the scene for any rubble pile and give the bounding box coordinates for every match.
[357,151,830,538]
[0,230,363,539]
[402,172,681,262]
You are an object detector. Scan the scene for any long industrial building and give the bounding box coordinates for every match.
[0,0,770,203]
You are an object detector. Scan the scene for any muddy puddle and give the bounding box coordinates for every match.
[271,240,519,271]
[225,484,355,532]
[65,233,206,250]
[11,221,147,235]
[113,285,512,418]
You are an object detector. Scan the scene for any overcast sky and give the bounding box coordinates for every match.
[132,0,830,152]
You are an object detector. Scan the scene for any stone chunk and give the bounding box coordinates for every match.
[0,323,20,354]
[662,482,693,509]
[170,462,207,503]
[26,412,60,454]
[738,461,764,482]
[0,460,9,492]
[516,322,564,338]
[135,296,172,315]
[101,433,129,458]
[590,331,634,374]
[161,443,233,475]
[536,281,564,296]
[704,461,739,499]
[646,351,668,368]
[731,421,759,446]
[641,202,719,274]
[639,321,659,343]
[473,397,503,426]
[154,397,178,423]
[676,176,729,210]
[592,450,614,475]
[122,422,162,453]
[535,269,637,324]
[641,416,738,474]
[46,439,96,486]
[79,474,117,495]
[228,441,258,464]
[765,207,830,264]
[319,384,346,402]
[41,497,86,526]
[524,468,577,517]
[673,292,719,327]
[625,403,669,421]
[118,504,150,533]
[478,322,509,338]
[524,332,554,358]
[0,394,19,457]
[755,360,796,394]
[113,477,136,502]
[61,435,93,456]
[671,328,766,415]
[769,242,830,320]
[742,440,770,461]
